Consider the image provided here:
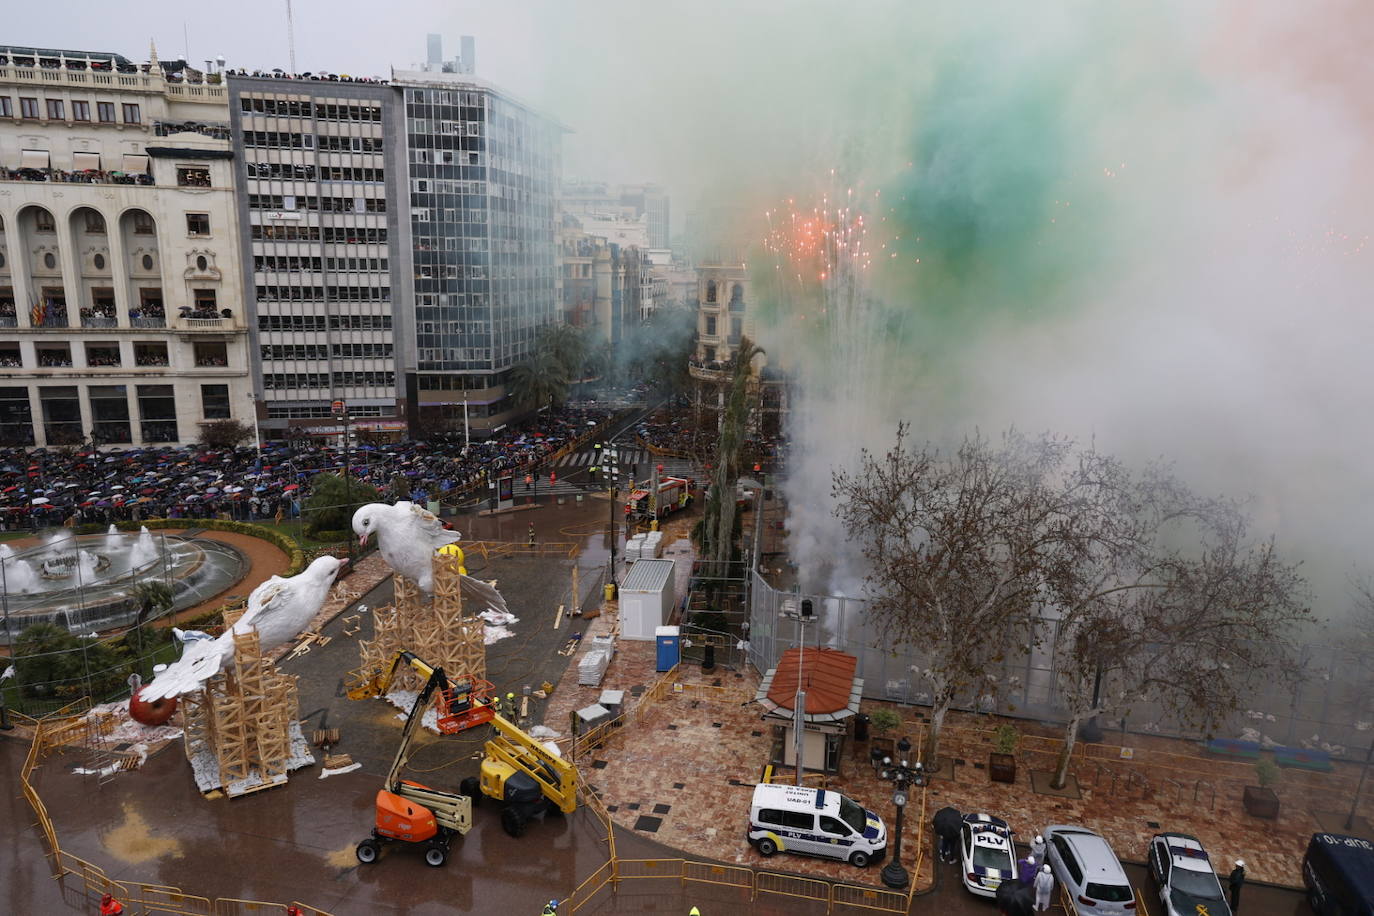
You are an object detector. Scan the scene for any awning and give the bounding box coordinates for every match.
[73,151,101,171]
[121,153,150,174]
[20,149,50,169]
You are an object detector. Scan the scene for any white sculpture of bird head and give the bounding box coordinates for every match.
[349,501,504,612]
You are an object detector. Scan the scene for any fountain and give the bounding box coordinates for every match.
[129,526,158,569]
[0,528,248,643]
[77,549,100,584]
[1,556,40,595]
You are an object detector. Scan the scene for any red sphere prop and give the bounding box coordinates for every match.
[128,688,177,727]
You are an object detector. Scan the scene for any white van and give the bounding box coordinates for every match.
[748,783,887,868]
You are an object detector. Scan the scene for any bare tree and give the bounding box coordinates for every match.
[833,424,1072,765]
[1039,456,1311,788]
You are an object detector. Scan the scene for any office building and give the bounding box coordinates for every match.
[226,73,407,440]
[393,67,562,435]
[0,45,252,448]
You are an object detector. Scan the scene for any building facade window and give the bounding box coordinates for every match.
[45,99,64,120]
[192,289,218,313]
[39,386,82,445]
[89,385,131,443]
[34,210,55,232]
[85,211,106,233]
[0,98,12,118]
[705,315,717,337]
[0,387,35,445]
[136,384,177,442]
[19,97,38,118]
[186,212,210,236]
[177,167,210,188]
[201,384,231,419]
[97,101,115,123]
[121,103,140,124]
[133,212,155,235]
[72,100,90,121]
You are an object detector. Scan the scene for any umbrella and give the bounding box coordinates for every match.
[96,500,111,507]
[996,880,1035,916]
[283,484,299,492]
[31,497,50,505]
[933,807,962,840]
[2,486,16,493]
[111,484,125,491]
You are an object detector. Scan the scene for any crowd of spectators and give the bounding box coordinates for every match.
[0,402,618,530]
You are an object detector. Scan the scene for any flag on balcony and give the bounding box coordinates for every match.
[30,301,44,326]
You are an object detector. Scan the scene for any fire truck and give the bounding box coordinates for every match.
[625,476,696,521]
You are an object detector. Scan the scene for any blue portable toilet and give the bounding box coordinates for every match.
[655,625,681,672]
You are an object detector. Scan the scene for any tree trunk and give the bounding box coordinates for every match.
[925,701,950,767]
[1054,714,1082,789]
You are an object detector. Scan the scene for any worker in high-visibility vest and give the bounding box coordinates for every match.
[542,899,559,915]
[100,894,125,915]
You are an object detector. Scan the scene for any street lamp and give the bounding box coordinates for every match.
[606,441,621,590]
[878,735,926,890]
[333,400,354,563]
[247,392,264,465]
[781,595,815,785]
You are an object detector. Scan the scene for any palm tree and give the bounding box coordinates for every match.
[130,579,174,656]
[509,346,572,412]
[702,337,763,571]
[539,323,589,383]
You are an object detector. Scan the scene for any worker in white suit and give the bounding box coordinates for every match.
[1034,864,1055,913]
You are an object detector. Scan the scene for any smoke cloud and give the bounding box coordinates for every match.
[528,1,1373,615]
[531,1,1374,618]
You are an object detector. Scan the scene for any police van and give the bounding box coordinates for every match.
[1304,832,1374,915]
[748,783,887,868]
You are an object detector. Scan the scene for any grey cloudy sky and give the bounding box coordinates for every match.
[15,0,885,219]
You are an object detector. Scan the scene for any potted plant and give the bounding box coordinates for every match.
[989,724,1019,784]
[868,708,902,770]
[1243,758,1281,819]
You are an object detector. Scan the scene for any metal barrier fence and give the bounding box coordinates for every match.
[747,569,1374,761]
[18,703,335,915]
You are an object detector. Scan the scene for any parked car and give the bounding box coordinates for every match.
[1043,825,1136,915]
[960,813,1017,897]
[1147,833,1231,916]
[1304,832,1374,915]
[747,783,887,868]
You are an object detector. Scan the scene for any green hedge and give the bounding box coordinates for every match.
[309,529,352,544]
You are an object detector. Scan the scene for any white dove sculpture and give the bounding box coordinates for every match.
[136,555,347,702]
[351,501,509,613]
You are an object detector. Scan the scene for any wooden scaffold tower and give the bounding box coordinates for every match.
[180,608,311,798]
[353,552,487,694]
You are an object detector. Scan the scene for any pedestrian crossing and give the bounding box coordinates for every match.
[549,447,700,481]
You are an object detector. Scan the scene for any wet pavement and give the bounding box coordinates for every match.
[0,494,1318,914]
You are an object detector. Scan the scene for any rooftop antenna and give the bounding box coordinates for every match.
[285,0,297,73]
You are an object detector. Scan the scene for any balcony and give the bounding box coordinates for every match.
[2,167,154,186]
[129,315,166,328]
[0,316,17,328]
[80,315,118,329]
[32,310,69,329]
[181,316,230,330]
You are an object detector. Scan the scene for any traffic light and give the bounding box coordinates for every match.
[550,471,557,484]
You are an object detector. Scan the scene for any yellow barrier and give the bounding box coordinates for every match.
[615,857,686,881]
[565,858,617,914]
[683,859,754,892]
[756,870,835,907]
[831,882,910,914]
[20,704,337,915]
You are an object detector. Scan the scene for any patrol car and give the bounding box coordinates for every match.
[960,813,1017,897]
[1148,833,1231,916]
[747,783,887,868]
